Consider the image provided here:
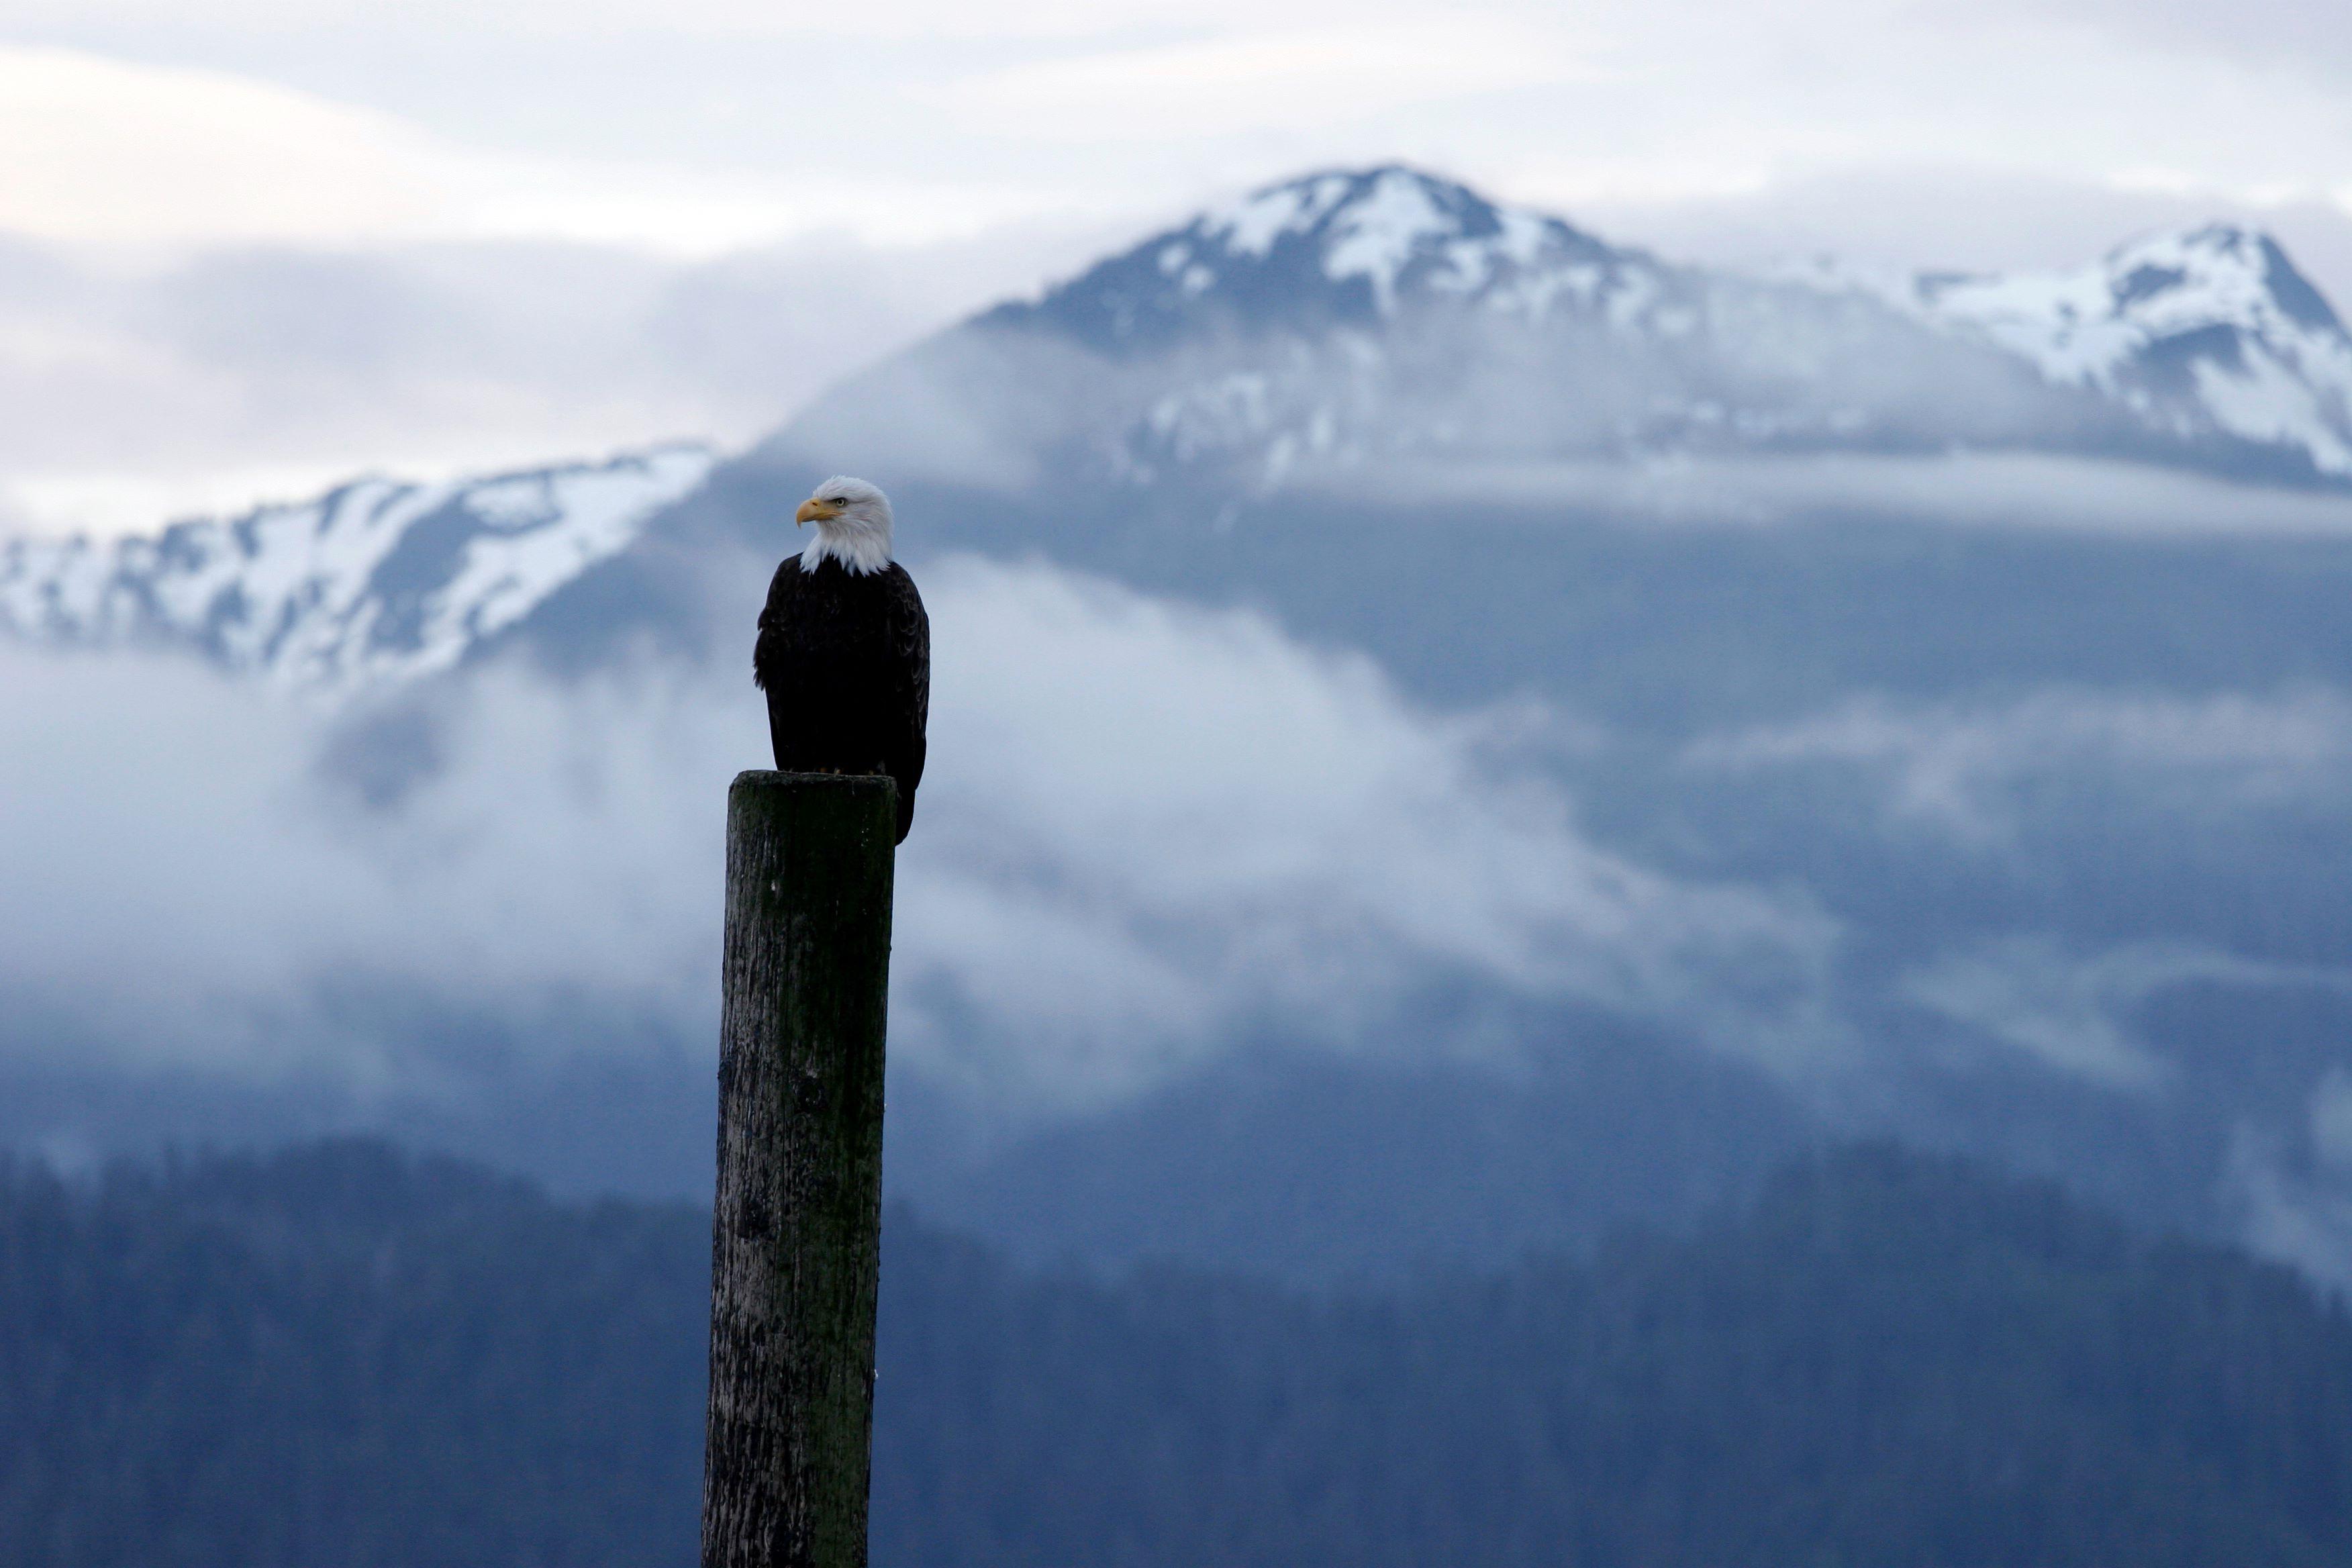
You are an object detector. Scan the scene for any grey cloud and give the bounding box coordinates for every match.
[2225,1120,2352,1291]
[1965,0,2352,89]
[1687,686,2352,845]
[1898,936,2333,1089]
[1582,165,2352,307]
[1324,452,2352,542]
[898,558,1845,1110]
[2312,1067,2352,1171]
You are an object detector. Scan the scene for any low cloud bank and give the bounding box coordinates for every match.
[0,555,1837,1130]
[901,560,1839,1111]
[22,562,2352,1285]
[1324,453,2352,539]
[1689,685,2352,846]
[1902,936,2348,1091]
[1681,681,2352,1283]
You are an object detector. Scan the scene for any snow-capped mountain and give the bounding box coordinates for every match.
[11,166,2352,698]
[783,166,2352,493]
[1811,225,2352,479]
[782,165,2114,491]
[0,445,713,697]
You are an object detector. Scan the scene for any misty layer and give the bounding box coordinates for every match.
[0,556,1830,1125]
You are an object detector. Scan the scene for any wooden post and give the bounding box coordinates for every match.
[703,770,898,1568]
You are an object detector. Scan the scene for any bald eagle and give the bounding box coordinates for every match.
[754,476,930,844]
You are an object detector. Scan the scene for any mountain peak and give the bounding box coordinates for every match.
[1906,222,2346,351]
[994,164,1636,350]
[1188,165,1542,314]
[2102,222,2345,336]
[1201,165,1499,261]
[1865,224,2352,477]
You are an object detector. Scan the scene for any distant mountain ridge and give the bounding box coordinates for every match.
[0,444,713,695]
[7,167,2352,695]
[784,164,2352,497]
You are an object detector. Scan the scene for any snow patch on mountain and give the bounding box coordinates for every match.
[1312,170,1460,312]
[0,444,714,696]
[1208,172,1355,258]
[1187,164,1574,307]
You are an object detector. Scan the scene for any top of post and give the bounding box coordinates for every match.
[732,769,900,800]
[728,773,901,850]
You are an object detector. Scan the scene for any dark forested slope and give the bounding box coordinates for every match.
[0,1144,707,1567]
[1,1140,2347,1568]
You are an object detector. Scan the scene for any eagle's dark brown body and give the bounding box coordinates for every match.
[753,554,930,843]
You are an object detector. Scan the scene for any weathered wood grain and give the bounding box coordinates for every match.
[703,771,897,1568]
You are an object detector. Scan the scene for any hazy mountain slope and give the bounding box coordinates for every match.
[916,1032,1814,1284]
[0,1142,709,1568]
[7,1140,2351,1568]
[885,1146,2352,1568]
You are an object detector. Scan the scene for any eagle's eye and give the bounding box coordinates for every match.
[828,496,850,506]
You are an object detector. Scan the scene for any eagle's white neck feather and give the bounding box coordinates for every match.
[800,524,893,575]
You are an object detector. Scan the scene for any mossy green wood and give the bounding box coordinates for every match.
[704,771,897,1568]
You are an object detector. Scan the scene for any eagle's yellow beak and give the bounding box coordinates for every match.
[795,497,840,526]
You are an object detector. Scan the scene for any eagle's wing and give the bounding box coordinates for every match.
[882,563,930,842]
[753,557,799,691]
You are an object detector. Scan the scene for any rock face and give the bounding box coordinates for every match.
[0,444,713,695]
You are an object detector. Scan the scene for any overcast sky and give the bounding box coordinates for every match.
[5,0,2349,253]
[4,0,2352,534]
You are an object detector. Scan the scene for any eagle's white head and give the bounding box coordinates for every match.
[794,475,894,575]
